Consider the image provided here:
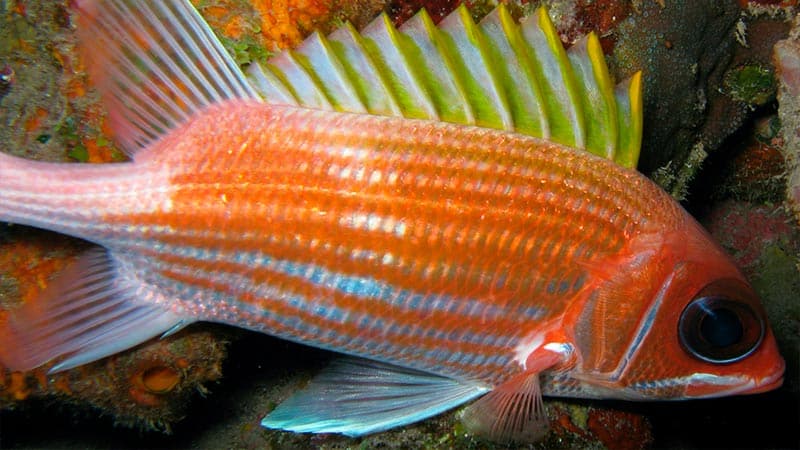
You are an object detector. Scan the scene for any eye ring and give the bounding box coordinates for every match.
[678,296,765,364]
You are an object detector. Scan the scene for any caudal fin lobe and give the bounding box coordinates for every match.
[0,248,188,372]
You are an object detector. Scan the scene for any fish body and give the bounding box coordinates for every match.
[0,0,784,441]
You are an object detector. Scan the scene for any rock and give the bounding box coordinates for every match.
[775,13,800,223]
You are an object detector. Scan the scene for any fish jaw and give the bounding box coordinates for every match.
[677,325,784,398]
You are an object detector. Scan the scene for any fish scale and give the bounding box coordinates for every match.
[71,103,664,382]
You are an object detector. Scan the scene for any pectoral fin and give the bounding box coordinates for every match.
[261,357,489,437]
[459,371,549,443]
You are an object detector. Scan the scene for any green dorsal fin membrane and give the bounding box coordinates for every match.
[479,6,549,138]
[518,7,586,149]
[399,9,475,124]
[568,32,618,159]
[295,32,368,113]
[615,71,644,168]
[328,23,403,115]
[436,6,511,128]
[246,4,643,168]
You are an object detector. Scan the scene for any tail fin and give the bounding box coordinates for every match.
[0,248,189,372]
[73,0,260,157]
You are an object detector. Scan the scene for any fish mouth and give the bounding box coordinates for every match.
[748,360,785,394]
[681,361,783,398]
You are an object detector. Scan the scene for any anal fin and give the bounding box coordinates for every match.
[261,357,489,437]
[0,248,190,373]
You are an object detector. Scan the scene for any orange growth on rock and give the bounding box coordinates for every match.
[9,372,31,401]
[52,375,73,395]
[83,138,116,163]
[0,241,78,305]
[23,107,49,133]
[587,408,653,450]
[250,0,333,49]
[140,366,181,394]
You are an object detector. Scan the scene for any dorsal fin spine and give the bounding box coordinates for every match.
[482,5,550,138]
[277,50,335,109]
[400,9,475,124]
[567,31,619,159]
[383,14,441,120]
[247,62,300,105]
[587,32,619,159]
[615,71,644,168]
[344,14,435,120]
[519,8,586,149]
[436,5,507,128]
[328,23,402,115]
[243,4,642,168]
[462,7,515,130]
[296,32,367,113]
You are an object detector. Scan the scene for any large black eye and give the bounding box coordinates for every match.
[679,296,764,364]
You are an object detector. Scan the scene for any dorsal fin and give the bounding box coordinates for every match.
[74,0,260,156]
[247,4,643,168]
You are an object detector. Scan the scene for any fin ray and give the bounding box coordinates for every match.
[248,4,642,168]
[0,248,189,373]
[460,372,548,443]
[328,23,403,115]
[75,0,259,155]
[261,358,488,437]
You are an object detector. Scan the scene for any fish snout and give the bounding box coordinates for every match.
[748,357,785,394]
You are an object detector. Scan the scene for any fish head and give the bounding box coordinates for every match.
[567,217,784,400]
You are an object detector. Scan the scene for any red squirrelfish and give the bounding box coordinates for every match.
[0,0,784,442]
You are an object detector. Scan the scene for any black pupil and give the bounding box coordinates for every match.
[700,308,743,348]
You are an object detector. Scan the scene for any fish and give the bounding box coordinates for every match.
[0,0,785,442]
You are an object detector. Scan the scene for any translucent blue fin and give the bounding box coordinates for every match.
[261,358,489,437]
[74,0,260,156]
[0,248,189,373]
[247,4,643,168]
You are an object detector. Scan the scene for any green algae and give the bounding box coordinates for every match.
[724,63,776,107]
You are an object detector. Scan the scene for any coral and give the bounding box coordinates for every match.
[707,115,787,204]
[724,62,777,106]
[610,0,743,179]
[775,13,800,222]
[193,0,389,60]
[546,402,653,450]
[0,228,228,430]
[704,199,800,407]
[0,1,122,164]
